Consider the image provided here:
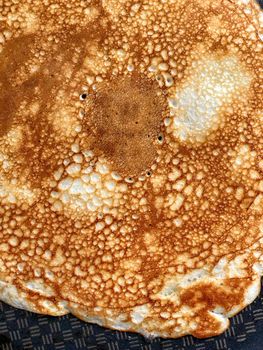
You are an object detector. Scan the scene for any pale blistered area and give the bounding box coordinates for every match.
[167,55,252,142]
[0,0,262,340]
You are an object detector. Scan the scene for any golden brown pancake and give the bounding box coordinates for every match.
[0,0,262,339]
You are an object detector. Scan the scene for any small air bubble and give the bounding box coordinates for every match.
[138,175,146,181]
[80,93,87,101]
[157,134,164,143]
[125,176,134,183]
[98,212,104,219]
[127,64,134,72]
[164,117,171,127]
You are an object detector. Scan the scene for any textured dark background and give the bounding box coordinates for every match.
[0,1,262,349]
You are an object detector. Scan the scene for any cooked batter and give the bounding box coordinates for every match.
[0,0,262,339]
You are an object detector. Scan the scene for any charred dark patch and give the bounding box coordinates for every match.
[86,74,167,177]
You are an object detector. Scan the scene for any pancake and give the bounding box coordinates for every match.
[0,0,262,339]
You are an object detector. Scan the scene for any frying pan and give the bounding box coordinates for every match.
[0,1,262,349]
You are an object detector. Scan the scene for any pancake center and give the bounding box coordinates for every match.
[86,74,167,177]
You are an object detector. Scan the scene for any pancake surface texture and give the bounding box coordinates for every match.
[0,0,263,339]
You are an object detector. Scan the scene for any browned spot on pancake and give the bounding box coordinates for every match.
[86,74,167,177]
[0,91,15,137]
[0,30,102,187]
[181,278,251,338]
[0,35,36,137]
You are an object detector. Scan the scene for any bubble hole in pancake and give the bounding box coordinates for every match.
[0,0,262,339]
